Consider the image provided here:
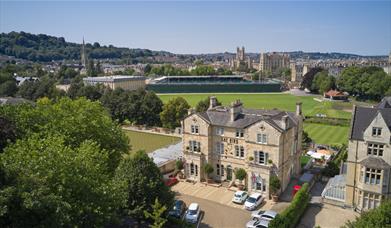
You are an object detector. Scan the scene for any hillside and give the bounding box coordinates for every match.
[0,31,173,62]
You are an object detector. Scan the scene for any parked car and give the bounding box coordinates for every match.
[168,200,186,219]
[246,218,270,228]
[244,193,264,210]
[251,210,278,221]
[232,190,248,204]
[164,176,178,187]
[185,203,201,224]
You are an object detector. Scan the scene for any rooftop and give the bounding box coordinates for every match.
[83,75,146,82]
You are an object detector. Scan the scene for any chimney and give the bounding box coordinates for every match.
[188,108,195,115]
[282,115,289,130]
[209,96,217,110]
[230,99,243,121]
[296,102,302,116]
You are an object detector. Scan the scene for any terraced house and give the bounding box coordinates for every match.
[345,97,391,211]
[182,97,303,197]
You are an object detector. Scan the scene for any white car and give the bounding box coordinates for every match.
[185,203,200,224]
[251,210,278,221]
[246,218,270,228]
[232,190,248,204]
[244,193,264,210]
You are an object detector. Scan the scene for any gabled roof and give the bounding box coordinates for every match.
[195,106,299,131]
[359,156,390,169]
[376,96,391,109]
[350,106,391,141]
[324,90,347,97]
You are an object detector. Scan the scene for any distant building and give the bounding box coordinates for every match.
[345,97,391,211]
[229,47,252,71]
[290,63,303,82]
[83,75,146,91]
[259,52,290,74]
[182,97,303,197]
[323,90,348,101]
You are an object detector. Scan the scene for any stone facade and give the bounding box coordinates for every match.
[83,75,146,91]
[259,52,290,74]
[230,46,252,70]
[182,98,303,197]
[345,97,391,211]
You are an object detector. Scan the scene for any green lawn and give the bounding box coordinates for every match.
[300,155,311,168]
[304,123,350,146]
[158,93,352,119]
[124,130,181,153]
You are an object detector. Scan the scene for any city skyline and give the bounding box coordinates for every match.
[1,1,391,55]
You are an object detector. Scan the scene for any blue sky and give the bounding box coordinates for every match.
[1,1,390,55]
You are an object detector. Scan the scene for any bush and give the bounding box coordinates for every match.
[269,175,281,195]
[269,183,310,228]
[234,168,247,181]
[343,200,391,228]
[175,160,184,171]
[203,163,214,177]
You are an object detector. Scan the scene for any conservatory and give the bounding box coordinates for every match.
[321,174,346,206]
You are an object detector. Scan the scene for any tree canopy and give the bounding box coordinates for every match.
[195,96,222,112]
[0,134,123,227]
[343,200,391,228]
[115,150,174,223]
[160,97,190,129]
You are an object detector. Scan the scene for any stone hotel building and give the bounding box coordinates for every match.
[83,75,146,91]
[345,97,391,211]
[182,97,303,197]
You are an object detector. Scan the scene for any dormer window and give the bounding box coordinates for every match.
[191,125,199,134]
[236,129,244,138]
[372,127,382,136]
[257,133,267,144]
[216,127,224,136]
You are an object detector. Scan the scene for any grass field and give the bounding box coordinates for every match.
[124,130,181,153]
[303,123,350,145]
[158,93,352,119]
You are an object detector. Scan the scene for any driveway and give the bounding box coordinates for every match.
[172,181,274,210]
[177,194,252,228]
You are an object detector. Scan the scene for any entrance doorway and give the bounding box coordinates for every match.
[226,165,232,181]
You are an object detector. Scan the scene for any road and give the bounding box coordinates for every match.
[177,194,252,228]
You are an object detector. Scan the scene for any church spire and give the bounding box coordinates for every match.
[81,37,87,66]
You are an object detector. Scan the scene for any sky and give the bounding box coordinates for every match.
[1,1,390,55]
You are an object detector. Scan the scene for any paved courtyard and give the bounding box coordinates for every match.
[298,204,359,228]
[172,181,274,210]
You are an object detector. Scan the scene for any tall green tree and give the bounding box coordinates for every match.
[0,97,129,172]
[0,134,124,227]
[195,96,222,112]
[0,116,16,152]
[160,97,190,129]
[144,198,168,228]
[115,151,174,223]
[311,71,335,94]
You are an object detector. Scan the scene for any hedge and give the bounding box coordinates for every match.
[304,116,350,126]
[269,183,310,228]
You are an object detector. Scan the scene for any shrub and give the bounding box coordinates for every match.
[269,183,310,228]
[343,200,391,228]
[202,163,214,179]
[175,160,184,171]
[269,175,281,195]
[234,168,247,182]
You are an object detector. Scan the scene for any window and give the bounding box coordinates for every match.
[363,192,381,209]
[221,165,224,176]
[364,168,382,185]
[235,145,245,158]
[216,164,220,175]
[191,125,199,134]
[189,141,201,152]
[257,134,267,144]
[367,143,384,156]
[254,151,268,165]
[372,127,382,136]
[215,142,224,154]
[235,129,244,138]
[216,127,224,136]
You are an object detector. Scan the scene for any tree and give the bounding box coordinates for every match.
[0,72,17,96]
[203,163,214,182]
[234,168,247,185]
[302,131,312,150]
[343,200,391,228]
[300,67,323,90]
[269,175,281,195]
[160,97,190,129]
[17,76,63,101]
[0,97,129,172]
[144,198,168,228]
[0,134,123,227]
[0,116,16,152]
[311,71,335,94]
[115,151,174,223]
[195,96,222,112]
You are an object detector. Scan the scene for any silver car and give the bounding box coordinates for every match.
[251,210,278,221]
[246,218,270,228]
